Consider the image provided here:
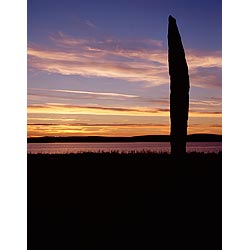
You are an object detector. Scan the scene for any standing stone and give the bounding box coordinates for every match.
[168,15,190,156]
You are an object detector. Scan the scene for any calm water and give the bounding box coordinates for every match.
[27,142,222,154]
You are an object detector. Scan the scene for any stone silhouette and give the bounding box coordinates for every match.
[168,15,190,156]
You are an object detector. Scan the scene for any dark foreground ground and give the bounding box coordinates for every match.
[28,152,222,250]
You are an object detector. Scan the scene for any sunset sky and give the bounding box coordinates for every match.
[27,0,222,137]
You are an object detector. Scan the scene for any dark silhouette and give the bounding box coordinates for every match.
[27,133,222,143]
[28,152,221,249]
[168,15,190,156]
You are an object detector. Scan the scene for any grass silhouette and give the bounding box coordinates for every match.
[28,152,221,249]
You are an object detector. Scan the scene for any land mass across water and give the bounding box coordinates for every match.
[27,133,222,143]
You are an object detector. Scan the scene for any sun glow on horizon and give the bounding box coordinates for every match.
[27,101,222,137]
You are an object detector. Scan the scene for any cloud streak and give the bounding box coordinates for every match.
[28,32,221,88]
[27,122,167,127]
[27,103,169,116]
[29,87,138,98]
[27,103,221,118]
[27,123,170,137]
[28,88,221,114]
[85,20,97,29]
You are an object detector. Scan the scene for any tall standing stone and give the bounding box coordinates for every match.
[168,15,190,156]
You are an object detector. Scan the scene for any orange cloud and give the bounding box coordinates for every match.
[27,103,221,118]
[188,124,222,135]
[27,103,169,116]
[27,121,221,138]
[27,102,221,137]
[27,123,170,137]
[28,32,221,88]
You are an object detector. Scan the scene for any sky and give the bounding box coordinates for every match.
[27,0,222,137]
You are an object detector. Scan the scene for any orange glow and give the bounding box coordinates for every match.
[27,123,170,137]
[27,122,221,137]
[27,103,221,118]
[27,103,221,137]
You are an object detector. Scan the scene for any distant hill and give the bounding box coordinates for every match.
[27,134,222,143]
[187,134,222,142]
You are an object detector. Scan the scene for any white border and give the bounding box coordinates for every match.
[0,0,27,249]
[223,0,250,249]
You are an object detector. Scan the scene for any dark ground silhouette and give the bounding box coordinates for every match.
[28,152,221,249]
[27,133,222,143]
[168,15,190,156]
